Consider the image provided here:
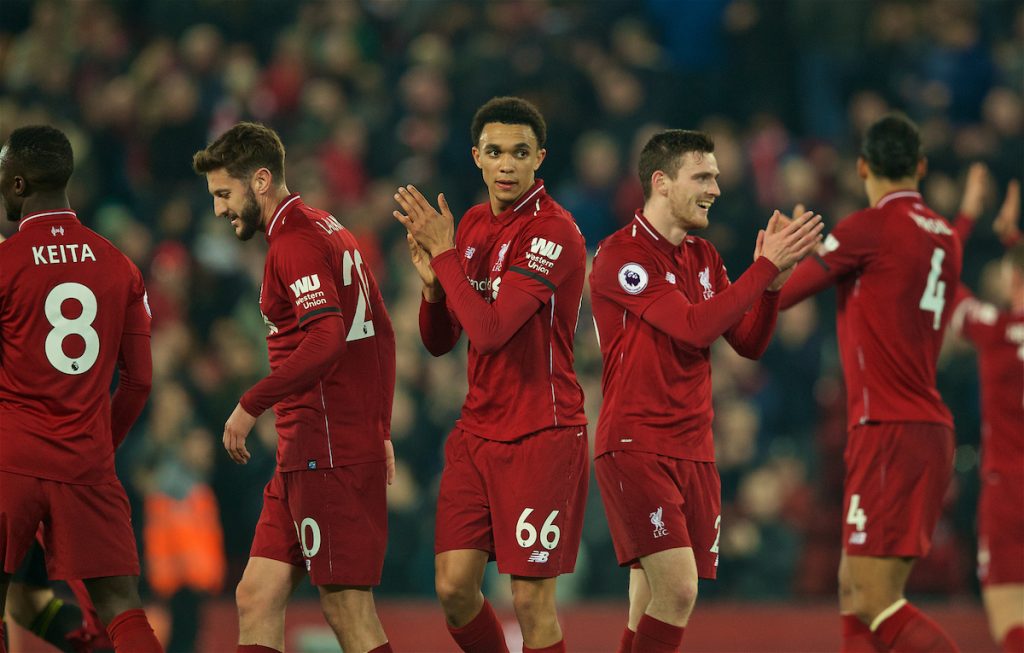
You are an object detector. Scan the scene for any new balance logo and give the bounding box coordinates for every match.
[650,507,669,538]
[527,551,550,563]
[51,226,64,236]
[849,532,867,545]
[289,274,321,297]
[530,237,562,260]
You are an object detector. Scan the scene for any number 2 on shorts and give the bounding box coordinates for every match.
[516,508,561,550]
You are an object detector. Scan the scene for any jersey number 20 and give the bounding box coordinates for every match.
[342,250,376,341]
[44,282,100,375]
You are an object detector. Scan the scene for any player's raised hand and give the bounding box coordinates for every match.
[959,162,990,221]
[393,185,456,257]
[406,233,444,302]
[759,209,824,272]
[223,402,256,464]
[993,179,1021,246]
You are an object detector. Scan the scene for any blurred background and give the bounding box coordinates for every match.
[1,0,1021,651]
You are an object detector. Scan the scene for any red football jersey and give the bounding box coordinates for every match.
[780,190,962,429]
[0,210,151,484]
[428,181,587,441]
[590,211,778,460]
[255,195,395,471]
[950,289,1024,476]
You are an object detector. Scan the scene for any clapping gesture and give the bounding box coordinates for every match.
[754,209,824,290]
[393,185,456,258]
[993,179,1020,246]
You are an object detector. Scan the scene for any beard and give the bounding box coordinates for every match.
[233,186,262,241]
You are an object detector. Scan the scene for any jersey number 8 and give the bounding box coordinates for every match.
[44,282,100,375]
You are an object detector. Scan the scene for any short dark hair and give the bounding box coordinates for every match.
[638,130,715,200]
[471,96,547,149]
[861,113,922,181]
[4,125,74,191]
[192,121,286,183]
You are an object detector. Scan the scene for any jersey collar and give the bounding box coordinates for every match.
[876,190,922,208]
[633,210,685,256]
[492,179,546,223]
[18,209,80,231]
[265,193,302,241]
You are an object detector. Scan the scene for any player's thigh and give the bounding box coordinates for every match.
[978,470,1024,586]
[82,575,142,622]
[843,423,953,557]
[0,471,47,576]
[285,463,388,587]
[596,452,720,579]
[435,428,494,557]
[844,554,914,602]
[43,479,139,580]
[982,584,1024,641]
[435,548,490,598]
[317,585,379,625]
[486,426,588,577]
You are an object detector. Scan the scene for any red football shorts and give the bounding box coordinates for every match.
[842,422,954,557]
[596,451,721,579]
[977,468,1024,585]
[250,462,387,586]
[0,470,140,579]
[435,425,588,577]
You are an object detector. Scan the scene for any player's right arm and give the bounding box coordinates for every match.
[409,233,464,356]
[110,267,152,447]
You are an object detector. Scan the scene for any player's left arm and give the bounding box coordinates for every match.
[110,268,152,448]
[778,210,876,309]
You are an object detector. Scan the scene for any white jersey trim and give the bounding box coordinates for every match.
[876,191,921,209]
[19,210,77,230]
[267,195,301,237]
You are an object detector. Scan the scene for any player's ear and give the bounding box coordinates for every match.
[251,168,272,195]
[916,157,928,180]
[471,147,482,170]
[12,174,27,197]
[533,148,547,171]
[856,157,869,180]
[652,170,666,197]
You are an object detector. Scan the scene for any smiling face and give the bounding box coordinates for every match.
[205,168,263,240]
[661,151,720,231]
[472,122,546,214]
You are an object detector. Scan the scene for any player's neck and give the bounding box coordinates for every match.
[866,177,918,208]
[18,192,71,219]
[260,185,292,230]
[643,201,688,246]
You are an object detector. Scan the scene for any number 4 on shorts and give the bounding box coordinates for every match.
[846,494,867,532]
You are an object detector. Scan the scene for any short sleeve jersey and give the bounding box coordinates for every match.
[796,191,961,429]
[590,212,735,461]
[950,290,1024,476]
[448,180,587,440]
[259,195,395,471]
[0,210,151,484]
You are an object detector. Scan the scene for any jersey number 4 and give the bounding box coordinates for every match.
[44,282,100,375]
[919,248,947,330]
[342,250,376,341]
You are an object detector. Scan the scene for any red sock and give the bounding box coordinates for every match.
[633,614,684,653]
[872,602,958,652]
[524,640,565,652]
[842,614,885,652]
[237,646,282,653]
[107,609,163,653]
[619,627,636,653]
[1004,625,1024,653]
[447,600,509,653]
[369,644,394,653]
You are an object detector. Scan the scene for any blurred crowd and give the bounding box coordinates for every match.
[1,0,1021,636]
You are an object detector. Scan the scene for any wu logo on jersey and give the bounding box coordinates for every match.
[530,238,562,260]
[699,267,714,300]
[289,274,321,298]
[650,507,669,538]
